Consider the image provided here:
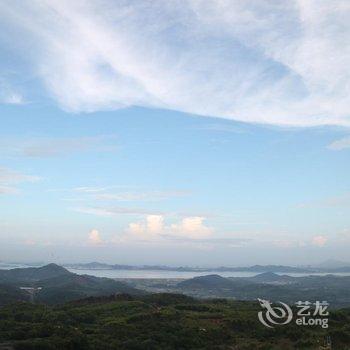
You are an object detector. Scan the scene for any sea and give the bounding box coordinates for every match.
[1,262,350,279]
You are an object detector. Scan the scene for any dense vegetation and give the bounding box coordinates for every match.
[1,265,350,349]
[0,293,349,350]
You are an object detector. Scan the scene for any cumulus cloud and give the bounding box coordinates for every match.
[126,215,164,241]
[146,215,164,234]
[0,166,40,195]
[312,235,328,247]
[170,216,212,239]
[124,215,212,242]
[88,229,103,245]
[1,1,350,126]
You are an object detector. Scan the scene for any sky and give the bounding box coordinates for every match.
[0,0,350,266]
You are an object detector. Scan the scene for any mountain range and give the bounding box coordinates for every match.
[63,260,350,273]
[172,273,350,308]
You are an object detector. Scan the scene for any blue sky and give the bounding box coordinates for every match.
[0,1,350,265]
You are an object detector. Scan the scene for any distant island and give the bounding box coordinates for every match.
[62,260,350,273]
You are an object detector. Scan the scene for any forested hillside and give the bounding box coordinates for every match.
[0,264,143,306]
[0,294,349,349]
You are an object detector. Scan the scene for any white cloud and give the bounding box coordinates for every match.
[1,1,350,126]
[311,235,328,247]
[328,136,350,151]
[146,215,164,234]
[124,215,212,242]
[88,229,103,245]
[127,215,164,237]
[128,222,145,236]
[170,216,212,239]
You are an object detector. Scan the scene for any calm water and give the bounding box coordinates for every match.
[67,268,350,279]
[68,269,260,279]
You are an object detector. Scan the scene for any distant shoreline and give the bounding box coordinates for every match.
[63,262,350,274]
[2,261,350,274]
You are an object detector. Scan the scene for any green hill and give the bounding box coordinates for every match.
[178,274,238,289]
[0,263,71,284]
[35,273,144,304]
[0,264,143,305]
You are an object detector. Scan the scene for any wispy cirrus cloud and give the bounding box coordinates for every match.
[1,1,350,126]
[162,236,250,247]
[94,190,191,202]
[0,185,18,195]
[73,187,108,194]
[0,135,117,158]
[299,192,350,208]
[328,136,350,151]
[72,206,164,217]
[0,166,40,194]
[63,186,191,202]
[71,205,207,222]
[0,167,40,183]
[1,92,24,105]
[0,78,25,105]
